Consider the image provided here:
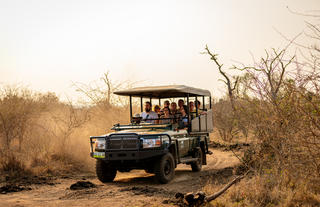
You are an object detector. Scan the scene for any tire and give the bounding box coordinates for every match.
[96,160,117,183]
[191,148,203,172]
[154,153,175,184]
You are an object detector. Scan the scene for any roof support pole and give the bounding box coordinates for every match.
[140,97,143,112]
[187,94,190,132]
[202,96,205,111]
[195,96,199,116]
[129,95,133,122]
[196,96,201,132]
[203,96,207,131]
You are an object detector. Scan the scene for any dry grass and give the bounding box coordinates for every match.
[203,175,320,207]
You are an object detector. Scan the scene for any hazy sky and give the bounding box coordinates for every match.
[0,0,319,100]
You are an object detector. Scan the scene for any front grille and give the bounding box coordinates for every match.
[108,139,122,149]
[107,135,139,150]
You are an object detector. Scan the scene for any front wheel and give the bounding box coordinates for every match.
[154,153,175,184]
[96,160,117,183]
[191,148,203,172]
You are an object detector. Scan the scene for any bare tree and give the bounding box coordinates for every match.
[102,71,112,107]
[73,71,134,109]
[203,45,251,139]
[233,49,294,105]
[203,45,239,111]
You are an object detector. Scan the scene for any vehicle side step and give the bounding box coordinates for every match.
[180,157,198,164]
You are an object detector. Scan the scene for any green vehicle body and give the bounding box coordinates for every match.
[90,85,213,183]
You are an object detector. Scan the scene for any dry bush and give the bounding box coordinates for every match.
[0,77,132,178]
[0,86,42,151]
[0,86,50,175]
[236,48,319,184]
[208,49,320,205]
[213,99,239,142]
[213,97,252,142]
[0,151,32,178]
[206,16,320,205]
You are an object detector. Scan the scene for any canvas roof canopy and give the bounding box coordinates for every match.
[114,85,211,98]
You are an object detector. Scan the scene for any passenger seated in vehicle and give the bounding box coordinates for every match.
[178,99,186,110]
[178,105,189,128]
[160,100,170,116]
[189,101,195,112]
[170,102,180,124]
[154,105,161,118]
[141,101,158,124]
[164,100,170,108]
[189,101,196,119]
[160,107,173,124]
[196,100,207,115]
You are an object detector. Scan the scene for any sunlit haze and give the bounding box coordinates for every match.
[1,0,319,101]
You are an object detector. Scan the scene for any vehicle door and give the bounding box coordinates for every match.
[176,136,190,157]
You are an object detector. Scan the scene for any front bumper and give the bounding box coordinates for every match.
[90,149,168,160]
[90,133,171,161]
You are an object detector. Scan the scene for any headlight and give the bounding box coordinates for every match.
[142,137,161,148]
[94,138,106,150]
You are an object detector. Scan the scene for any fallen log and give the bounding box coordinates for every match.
[205,172,247,202]
[176,171,250,207]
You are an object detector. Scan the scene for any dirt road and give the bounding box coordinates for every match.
[0,149,240,207]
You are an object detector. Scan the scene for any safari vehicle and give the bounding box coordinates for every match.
[90,85,213,183]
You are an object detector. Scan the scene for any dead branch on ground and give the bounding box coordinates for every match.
[174,171,250,207]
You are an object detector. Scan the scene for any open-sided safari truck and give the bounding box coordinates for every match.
[90,85,213,183]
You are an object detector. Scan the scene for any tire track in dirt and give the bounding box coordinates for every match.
[0,149,240,207]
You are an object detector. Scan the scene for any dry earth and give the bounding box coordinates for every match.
[0,149,240,207]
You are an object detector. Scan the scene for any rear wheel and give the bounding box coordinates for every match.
[96,160,117,183]
[191,148,203,172]
[154,153,175,183]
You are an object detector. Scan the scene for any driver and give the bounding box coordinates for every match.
[141,101,158,124]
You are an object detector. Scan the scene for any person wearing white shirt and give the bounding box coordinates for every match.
[141,101,158,124]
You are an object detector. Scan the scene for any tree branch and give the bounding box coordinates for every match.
[176,171,250,206]
[206,171,249,202]
[204,45,239,111]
